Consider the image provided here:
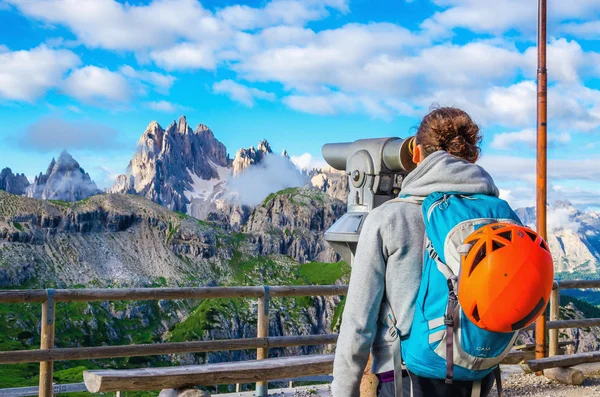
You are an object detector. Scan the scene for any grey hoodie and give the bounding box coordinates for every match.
[331,151,499,397]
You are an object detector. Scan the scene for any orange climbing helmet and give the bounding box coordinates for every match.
[458,223,554,333]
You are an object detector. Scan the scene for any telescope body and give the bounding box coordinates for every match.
[322,137,416,265]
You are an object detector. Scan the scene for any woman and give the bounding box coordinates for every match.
[332,107,498,397]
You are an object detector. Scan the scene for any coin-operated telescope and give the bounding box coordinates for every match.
[323,137,417,264]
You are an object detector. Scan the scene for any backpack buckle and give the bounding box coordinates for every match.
[444,314,454,326]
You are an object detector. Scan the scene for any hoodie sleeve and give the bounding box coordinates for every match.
[331,211,388,397]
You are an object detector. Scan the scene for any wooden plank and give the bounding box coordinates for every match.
[83,354,335,392]
[558,280,600,289]
[513,341,573,351]
[544,367,583,385]
[0,286,350,305]
[0,290,47,303]
[53,287,265,302]
[501,350,533,364]
[38,285,348,302]
[39,292,56,397]
[256,292,269,396]
[523,318,600,331]
[269,285,348,298]
[0,334,338,364]
[527,351,600,372]
[549,288,560,357]
[547,318,600,329]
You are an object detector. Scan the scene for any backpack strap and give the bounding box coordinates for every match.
[444,276,459,385]
[388,311,404,397]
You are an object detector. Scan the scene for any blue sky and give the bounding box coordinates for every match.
[1,0,600,210]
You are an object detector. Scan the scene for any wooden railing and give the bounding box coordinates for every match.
[0,280,599,396]
[525,279,600,373]
[0,285,347,397]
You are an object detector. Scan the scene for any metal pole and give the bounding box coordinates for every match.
[39,289,56,397]
[535,0,548,366]
[549,285,560,357]
[255,286,269,397]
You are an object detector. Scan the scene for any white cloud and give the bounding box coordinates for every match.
[290,152,327,170]
[283,92,394,119]
[236,23,424,94]
[213,80,275,107]
[225,154,308,206]
[562,21,600,40]
[149,43,218,71]
[0,45,80,101]
[421,0,600,36]
[547,207,581,233]
[63,66,131,102]
[119,65,175,94]
[217,0,349,30]
[490,128,571,151]
[145,100,188,113]
[480,155,600,185]
[6,0,221,51]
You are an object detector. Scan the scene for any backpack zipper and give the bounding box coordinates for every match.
[427,194,449,221]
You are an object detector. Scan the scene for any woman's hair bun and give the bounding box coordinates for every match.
[415,107,482,163]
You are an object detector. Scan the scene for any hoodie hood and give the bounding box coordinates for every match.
[401,151,499,197]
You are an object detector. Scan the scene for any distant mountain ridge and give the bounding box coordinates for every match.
[25,151,99,202]
[0,168,29,195]
[110,116,230,214]
[516,202,600,273]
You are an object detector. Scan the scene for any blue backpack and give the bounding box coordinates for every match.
[388,192,522,394]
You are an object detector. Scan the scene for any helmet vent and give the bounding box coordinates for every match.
[526,231,538,242]
[470,244,487,275]
[498,230,512,242]
[492,240,506,252]
[472,305,480,322]
[540,240,550,252]
[491,224,506,230]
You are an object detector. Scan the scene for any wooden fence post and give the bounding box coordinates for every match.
[255,286,269,397]
[39,289,56,397]
[549,285,560,357]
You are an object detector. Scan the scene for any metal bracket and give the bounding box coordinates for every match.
[46,289,55,326]
[263,286,270,316]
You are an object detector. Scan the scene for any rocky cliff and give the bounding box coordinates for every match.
[0,168,29,195]
[244,187,345,263]
[232,140,272,176]
[25,151,99,202]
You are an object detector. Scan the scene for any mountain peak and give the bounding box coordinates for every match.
[112,118,229,213]
[553,200,575,209]
[232,140,273,176]
[176,115,190,134]
[26,152,98,202]
[257,139,272,154]
[57,150,78,168]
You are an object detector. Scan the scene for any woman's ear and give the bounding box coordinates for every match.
[412,144,421,165]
